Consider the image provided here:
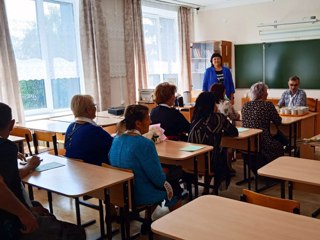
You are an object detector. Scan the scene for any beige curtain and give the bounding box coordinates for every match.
[124,0,147,104]
[178,7,192,92]
[79,0,111,111]
[0,0,24,124]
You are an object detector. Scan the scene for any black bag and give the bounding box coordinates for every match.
[273,128,289,147]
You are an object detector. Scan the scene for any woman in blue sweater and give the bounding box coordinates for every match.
[109,104,180,209]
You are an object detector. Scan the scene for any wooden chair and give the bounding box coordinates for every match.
[10,126,33,156]
[33,130,58,156]
[100,163,155,240]
[241,189,300,214]
[48,132,66,156]
[307,97,318,112]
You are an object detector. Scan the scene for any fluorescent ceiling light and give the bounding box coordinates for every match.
[259,25,320,41]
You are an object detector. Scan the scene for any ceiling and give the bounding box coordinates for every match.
[154,0,274,9]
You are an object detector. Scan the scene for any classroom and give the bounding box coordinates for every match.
[1,0,320,239]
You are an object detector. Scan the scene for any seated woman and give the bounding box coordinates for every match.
[150,82,190,141]
[65,94,113,165]
[210,83,240,174]
[242,82,284,170]
[210,83,240,122]
[188,92,238,194]
[109,104,182,209]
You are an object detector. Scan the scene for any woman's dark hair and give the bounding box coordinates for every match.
[192,92,219,122]
[209,83,225,101]
[0,102,12,130]
[117,104,149,132]
[210,52,222,66]
[154,82,177,104]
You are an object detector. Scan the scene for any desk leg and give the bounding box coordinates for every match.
[289,124,292,156]
[293,123,297,157]
[193,157,199,198]
[281,181,286,199]
[47,191,53,214]
[247,138,251,190]
[98,199,105,238]
[288,181,293,200]
[28,185,34,200]
[204,152,209,194]
[104,188,112,240]
[123,182,130,240]
[75,197,81,226]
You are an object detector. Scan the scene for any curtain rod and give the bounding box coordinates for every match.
[144,0,201,10]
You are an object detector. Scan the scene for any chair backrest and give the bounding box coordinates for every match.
[241,189,300,214]
[101,163,134,209]
[307,97,318,112]
[10,126,33,155]
[33,130,58,155]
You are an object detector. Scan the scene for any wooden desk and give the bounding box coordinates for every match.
[25,120,70,133]
[23,153,133,239]
[258,156,320,199]
[177,105,195,122]
[300,134,320,159]
[155,140,213,197]
[221,128,262,190]
[9,135,25,153]
[50,115,122,133]
[151,195,320,240]
[277,112,318,156]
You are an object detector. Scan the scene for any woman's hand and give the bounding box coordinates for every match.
[17,152,26,162]
[26,156,41,170]
[163,181,173,201]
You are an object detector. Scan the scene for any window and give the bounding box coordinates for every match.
[142,6,180,89]
[6,0,83,115]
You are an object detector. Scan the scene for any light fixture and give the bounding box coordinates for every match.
[258,16,319,28]
[258,16,320,41]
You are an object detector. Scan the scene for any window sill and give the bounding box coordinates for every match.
[25,110,72,122]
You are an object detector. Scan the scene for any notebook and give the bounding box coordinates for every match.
[35,162,65,172]
[180,145,205,152]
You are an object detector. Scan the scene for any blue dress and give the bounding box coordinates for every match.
[109,134,167,206]
[65,122,113,165]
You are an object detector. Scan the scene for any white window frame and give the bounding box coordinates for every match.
[142,6,180,89]
[7,0,84,117]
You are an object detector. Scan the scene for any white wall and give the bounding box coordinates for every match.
[193,0,320,110]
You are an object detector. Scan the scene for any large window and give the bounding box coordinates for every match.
[142,6,180,89]
[6,0,83,115]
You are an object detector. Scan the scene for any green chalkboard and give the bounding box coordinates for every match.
[235,44,263,88]
[235,39,320,89]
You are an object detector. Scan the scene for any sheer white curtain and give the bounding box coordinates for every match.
[0,0,24,123]
[79,0,111,111]
[124,0,147,104]
[178,6,192,92]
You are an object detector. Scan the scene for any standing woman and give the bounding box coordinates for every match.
[188,92,238,194]
[109,104,182,210]
[202,53,235,103]
[242,82,284,169]
[65,94,113,165]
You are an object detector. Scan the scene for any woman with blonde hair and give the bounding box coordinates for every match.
[65,94,113,165]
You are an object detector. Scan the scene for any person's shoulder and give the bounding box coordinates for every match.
[0,138,17,152]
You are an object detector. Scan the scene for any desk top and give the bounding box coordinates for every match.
[258,156,320,186]
[23,153,133,197]
[24,120,70,133]
[156,140,212,161]
[50,114,123,127]
[280,112,318,125]
[8,135,25,142]
[151,195,320,240]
